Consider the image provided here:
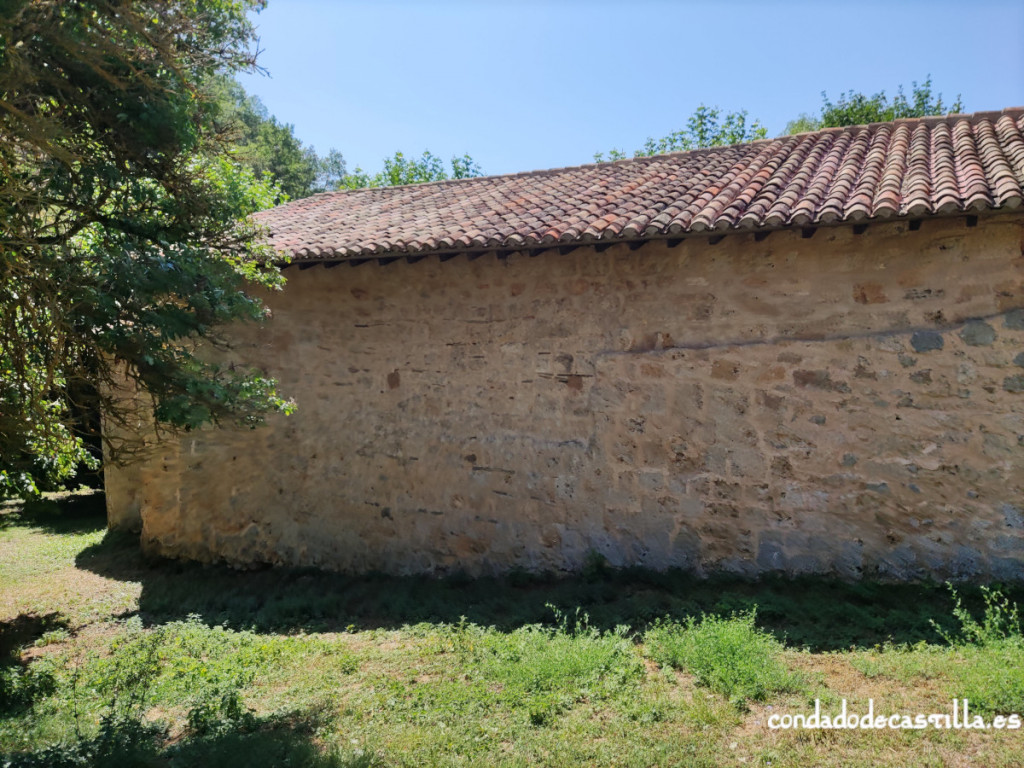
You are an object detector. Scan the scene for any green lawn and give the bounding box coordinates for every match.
[2,492,1024,767]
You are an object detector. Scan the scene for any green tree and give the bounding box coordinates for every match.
[594,104,768,161]
[783,76,964,134]
[209,77,347,200]
[781,113,820,135]
[0,0,294,497]
[340,150,483,189]
[207,80,482,195]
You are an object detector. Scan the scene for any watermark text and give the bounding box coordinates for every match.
[768,699,1021,730]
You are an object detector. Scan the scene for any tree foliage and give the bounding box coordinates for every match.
[594,105,767,162]
[208,78,483,195]
[781,113,820,136]
[340,150,483,189]
[784,76,964,134]
[0,0,294,496]
[209,77,346,200]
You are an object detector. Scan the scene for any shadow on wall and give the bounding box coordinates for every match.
[75,529,1024,652]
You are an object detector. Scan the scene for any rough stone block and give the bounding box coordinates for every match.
[951,546,983,578]
[910,331,944,353]
[877,545,918,580]
[756,532,785,571]
[1002,504,1024,529]
[990,557,1024,581]
[1004,375,1024,393]
[1005,309,1024,330]
[960,321,996,347]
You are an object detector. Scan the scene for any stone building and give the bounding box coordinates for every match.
[107,109,1024,580]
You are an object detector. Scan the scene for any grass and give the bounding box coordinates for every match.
[2,491,1024,766]
[645,611,806,707]
[851,587,1024,718]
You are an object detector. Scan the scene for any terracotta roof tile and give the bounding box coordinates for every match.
[257,108,1024,261]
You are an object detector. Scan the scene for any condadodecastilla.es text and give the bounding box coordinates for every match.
[768,699,1022,731]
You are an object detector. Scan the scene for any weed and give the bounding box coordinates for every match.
[681,690,743,731]
[645,611,804,708]
[4,715,164,768]
[935,585,1024,715]
[849,640,949,682]
[1,618,355,765]
[0,656,57,716]
[933,585,1023,647]
[33,629,70,648]
[471,608,644,724]
[394,609,644,729]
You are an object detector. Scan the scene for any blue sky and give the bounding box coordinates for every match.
[238,0,1024,177]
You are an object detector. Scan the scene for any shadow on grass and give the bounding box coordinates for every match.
[0,614,66,718]
[163,724,372,768]
[0,710,368,768]
[0,613,71,660]
[0,490,106,536]
[75,529,1024,651]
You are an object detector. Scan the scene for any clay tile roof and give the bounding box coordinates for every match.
[256,108,1024,262]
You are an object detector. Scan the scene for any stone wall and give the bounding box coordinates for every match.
[105,213,1024,579]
